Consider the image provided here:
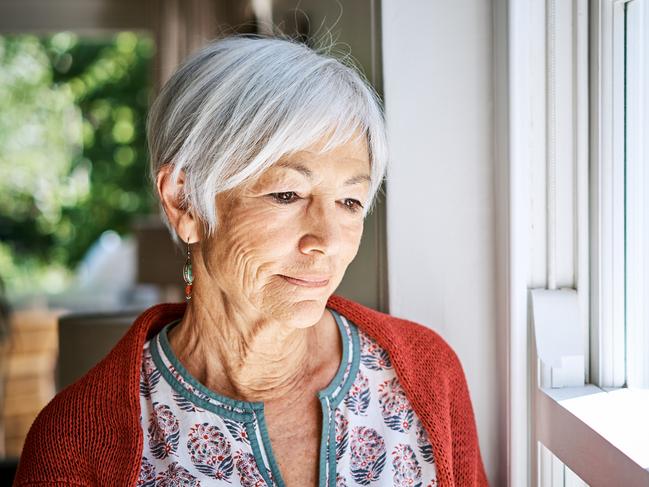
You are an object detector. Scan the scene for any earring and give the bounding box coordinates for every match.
[182,237,193,301]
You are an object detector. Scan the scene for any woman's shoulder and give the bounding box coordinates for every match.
[329,294,464,376]
[330,296,487,484]
[13,308,154,485]
[13,372,133,484]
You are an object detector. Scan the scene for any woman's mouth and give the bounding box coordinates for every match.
[280,275,330,287]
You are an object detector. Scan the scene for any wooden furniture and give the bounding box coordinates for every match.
[1,309,63,457]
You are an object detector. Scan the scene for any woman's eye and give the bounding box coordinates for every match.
[269,192,299,204]
[343,199,364,213]
[268,193,364,213]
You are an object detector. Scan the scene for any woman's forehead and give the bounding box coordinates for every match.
[236,136,370,194]
[300,127,369,156]
[281,135,370,166]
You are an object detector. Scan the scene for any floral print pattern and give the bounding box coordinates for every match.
[156,461,201,486]
[335,408,349,461]
[345,369,371,416]
[234,451,268,487]
[391,443,422,487]
[360,333,393,371]
[137,456,156,486]
[336,472,349,487]
[350,426,387,485]
[148,402,180,459]
[187,422,234,480]
[168,364,206,413]
[224,417,250,446]
[140,353,161,398]
[378,377,414,433]
[138,313,438,486]
[415,417,435,465]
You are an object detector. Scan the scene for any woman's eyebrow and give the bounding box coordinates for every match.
[344,174,372,186]
[276,161,313,179]
[276,161,371,186]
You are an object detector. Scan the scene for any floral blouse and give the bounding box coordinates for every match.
[137,308,438,487]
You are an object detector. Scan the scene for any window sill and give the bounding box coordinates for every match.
[536,385,649,486]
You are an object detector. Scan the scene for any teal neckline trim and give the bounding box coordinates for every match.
[317,395,332,486]
[316,310,361,486]
[244,420,275,487]
[149,329,254,422]
[326,315,361,410]
[317,308,352,399]
[157,319,265,414]
[150,307,362,487]
[156,307,356,411]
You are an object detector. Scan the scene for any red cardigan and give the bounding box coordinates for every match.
[14,294,488,486]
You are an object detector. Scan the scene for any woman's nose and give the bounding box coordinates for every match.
[298,197,342,256]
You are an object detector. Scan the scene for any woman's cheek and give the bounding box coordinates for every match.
[342,221,364,261]
[229,224,289,285]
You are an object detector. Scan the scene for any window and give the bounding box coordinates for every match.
[624,0,649,390]
[533,0,649,485]
[591,0,649,391]
[506,0,649,484]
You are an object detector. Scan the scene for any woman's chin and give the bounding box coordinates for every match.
[269,297,330,329]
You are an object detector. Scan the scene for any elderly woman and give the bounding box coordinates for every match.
[14,35,487,487]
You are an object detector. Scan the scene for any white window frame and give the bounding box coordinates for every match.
[624,0,649,390]
[499,0,649,485]
[590,0,627,390]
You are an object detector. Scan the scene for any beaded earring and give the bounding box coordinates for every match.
[182,237,193,300]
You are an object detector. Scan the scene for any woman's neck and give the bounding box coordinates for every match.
[166,291,335,406]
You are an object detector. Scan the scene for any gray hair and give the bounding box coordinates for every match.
[146,34,388,243]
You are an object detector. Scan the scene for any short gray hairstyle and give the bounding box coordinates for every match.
[147,34,388,243]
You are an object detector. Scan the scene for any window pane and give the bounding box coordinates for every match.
[625,0,649,389]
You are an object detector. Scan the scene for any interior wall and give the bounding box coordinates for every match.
[381,1,503,484]
[272,0,389,312]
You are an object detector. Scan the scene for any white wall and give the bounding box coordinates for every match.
[381,1,503,484]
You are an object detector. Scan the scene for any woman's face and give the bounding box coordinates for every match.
[198,135,371,328]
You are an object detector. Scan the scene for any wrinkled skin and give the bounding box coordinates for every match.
[156,133,371,404]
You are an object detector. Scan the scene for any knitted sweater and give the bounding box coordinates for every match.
[14,294,488,487]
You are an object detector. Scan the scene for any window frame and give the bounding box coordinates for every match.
[590,0,628,390]
[502,0,649,484]
[624,0,649,390]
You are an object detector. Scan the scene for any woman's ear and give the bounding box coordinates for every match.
[156,164,199,244]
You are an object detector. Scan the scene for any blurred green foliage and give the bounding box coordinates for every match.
[0,32,156,297]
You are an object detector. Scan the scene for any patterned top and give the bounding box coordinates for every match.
[138,307,439,487]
